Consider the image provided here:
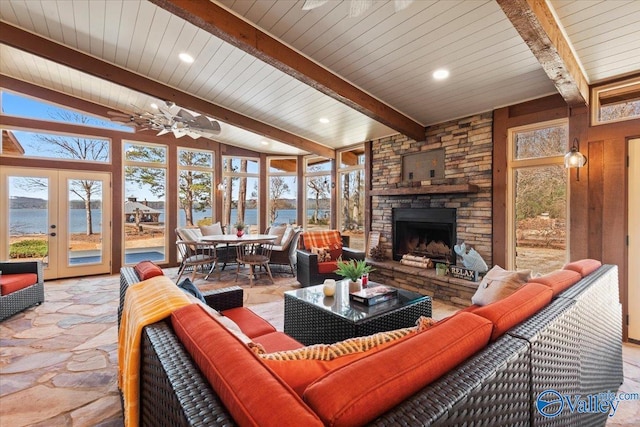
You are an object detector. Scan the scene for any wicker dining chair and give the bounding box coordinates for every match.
[175,240,218,283]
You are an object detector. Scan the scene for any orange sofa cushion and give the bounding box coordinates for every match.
[0,273,38,296]
[261,327,417,396]
[171,304,323,426]
[134,261,164,280]
[221,307,277,338]
[252,331,305,353]
[529,269,582,296]
[563,259,601,277]
[317,261,338,274]
[472,282,553,341]
[303,312,493,427]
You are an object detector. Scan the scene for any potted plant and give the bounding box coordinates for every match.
[334,259,374,292]
[234,221,245,237]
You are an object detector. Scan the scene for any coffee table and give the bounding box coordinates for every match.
[284,280,431,345]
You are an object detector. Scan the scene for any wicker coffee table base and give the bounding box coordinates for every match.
[284,294,432,345]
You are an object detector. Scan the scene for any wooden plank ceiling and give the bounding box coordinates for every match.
[0,0,638,156]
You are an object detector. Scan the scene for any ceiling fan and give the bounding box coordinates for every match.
[302,0,413,17]
[108,101,221,140]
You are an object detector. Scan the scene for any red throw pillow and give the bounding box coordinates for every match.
[134,261,164,280]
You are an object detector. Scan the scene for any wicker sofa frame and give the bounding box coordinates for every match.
[1,260,45,321]
[119,264,622,426]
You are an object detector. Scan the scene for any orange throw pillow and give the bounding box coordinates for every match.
[134,261,163,280]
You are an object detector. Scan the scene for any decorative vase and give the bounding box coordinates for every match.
[323,279,336,297]
[348,280,362,293]
[236,229,244,237]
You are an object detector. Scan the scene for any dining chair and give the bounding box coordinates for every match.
[235,241,274,287]
[175,240,218,283]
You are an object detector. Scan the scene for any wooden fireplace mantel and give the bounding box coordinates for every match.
[369,183,479,196]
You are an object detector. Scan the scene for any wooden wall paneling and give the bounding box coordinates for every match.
[492,108,508,268]
[568,106,589,260]
[586,141,604,260]
[602,137,628,340]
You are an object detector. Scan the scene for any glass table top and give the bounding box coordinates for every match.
[284,280,428,322]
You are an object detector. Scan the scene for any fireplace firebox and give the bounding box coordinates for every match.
[392,208,456,263]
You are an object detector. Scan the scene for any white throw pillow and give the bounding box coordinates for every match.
[471,265,531,306]
[200,222,223,236]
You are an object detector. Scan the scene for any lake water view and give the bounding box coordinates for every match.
[9,208,326,234]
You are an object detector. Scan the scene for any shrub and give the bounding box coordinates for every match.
[9,239,48,259]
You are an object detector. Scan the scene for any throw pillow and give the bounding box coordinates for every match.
[260,326,416,361]
[134,260,164,280]
[200,222,223,236]
[471,265,531,306]
[311,246,331,262]
[269,225,288,245]
[178,278,206,303]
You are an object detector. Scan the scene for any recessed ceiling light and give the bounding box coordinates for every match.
[150,103,158,109]
[179,53,194,64]
[319,118,330,124]
[433,69,449,80]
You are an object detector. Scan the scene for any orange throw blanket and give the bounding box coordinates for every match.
[118,275,192,427]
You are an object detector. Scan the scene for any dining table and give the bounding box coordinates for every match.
[200,234,278,275]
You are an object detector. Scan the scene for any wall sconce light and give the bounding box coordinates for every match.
[217,182,225,191]
[564,137,587,181]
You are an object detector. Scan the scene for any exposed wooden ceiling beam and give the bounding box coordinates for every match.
[497,0,589,107]
[149,0,426,142]
[0,22,334,159]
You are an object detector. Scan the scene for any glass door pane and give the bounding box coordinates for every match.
[67,178,103,266]
[6,175,53,272]
[514,165,567,274]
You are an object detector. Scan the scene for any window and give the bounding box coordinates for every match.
[507,119,568,274]
[267,157,297,227]
[1,129,110,163]
[221,156,260,233]
[338,147,365,251]
[0,90,131,132]
[591,77,640,125]
[123,142,167,264]
[304,156,331,231]
[178,148,214,227]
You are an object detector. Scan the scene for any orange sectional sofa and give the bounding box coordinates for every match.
[119,259,623,426]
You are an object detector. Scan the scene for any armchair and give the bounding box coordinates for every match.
[1,260,45,321]
[264,224,302,275]
[296,230,365,287]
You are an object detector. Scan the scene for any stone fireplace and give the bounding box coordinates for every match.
[392,208,456,263]
[367,112,494,306]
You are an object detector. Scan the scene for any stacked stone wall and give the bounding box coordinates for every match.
[370,111,494,267]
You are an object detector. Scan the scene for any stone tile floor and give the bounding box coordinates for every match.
[0,268,638,426]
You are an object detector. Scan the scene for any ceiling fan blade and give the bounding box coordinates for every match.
[176,108,196,121]
[394,0,413,12]
[349,0,372,17]
[107,111,132,118]
[186,131,201,139]
[302,0,328,10]
[157,128,170,136]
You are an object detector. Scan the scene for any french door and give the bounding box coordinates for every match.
[0,167,111,280]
